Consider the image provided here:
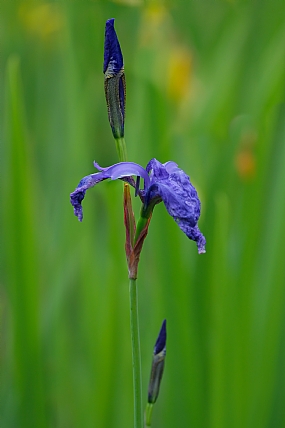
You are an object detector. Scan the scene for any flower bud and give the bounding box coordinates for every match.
[148,319,166,404]
[104,19,126,139]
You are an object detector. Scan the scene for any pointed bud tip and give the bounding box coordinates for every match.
[154,319,166,355]
[106,18,115,27]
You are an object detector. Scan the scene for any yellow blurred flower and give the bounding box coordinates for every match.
[18,3,63,42]
[167,47,192,103]
[137,4,193,104]
[111,0,143,5]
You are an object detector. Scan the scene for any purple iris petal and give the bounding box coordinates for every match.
[163,161,180,174]
[93,161,108,171]
[70,171,110,222]
[70,162,150,221]
[106,162,150,185]
[103,19,123,75]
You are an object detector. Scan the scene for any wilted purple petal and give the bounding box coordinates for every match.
[144,159,206,253]
[178,223,206,254]
[163,161,179,174]
[146,158,169,180]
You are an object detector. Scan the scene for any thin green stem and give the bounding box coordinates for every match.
[115,136,128,162]
[129,278,143,428]
[118,136,142,427]
[145,403,153,427]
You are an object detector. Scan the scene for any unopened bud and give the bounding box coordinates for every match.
[148,319,166,404]
[104,19,126,139]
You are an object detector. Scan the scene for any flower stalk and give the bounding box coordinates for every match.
[115,136,128,162]
[104,19,143,427]
[129,278,143,428]
[145,403,153,427]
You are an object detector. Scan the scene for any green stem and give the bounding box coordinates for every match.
[129,278,143,428]
[115,136,128,162]
[145,403,153,427]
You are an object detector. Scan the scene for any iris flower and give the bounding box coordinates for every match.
[70,158,206,254]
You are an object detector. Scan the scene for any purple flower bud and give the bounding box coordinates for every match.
[148,320,167,404]
[104,19,125,139]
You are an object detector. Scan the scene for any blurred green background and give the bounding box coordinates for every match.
[1,0,285,427]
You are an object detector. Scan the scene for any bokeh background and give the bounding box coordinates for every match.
[1,0,285,427]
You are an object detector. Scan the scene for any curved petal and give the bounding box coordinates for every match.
[70,162,150,221]
[70,172,110,221]
[94,161,149,184]
[106,162,150,186]
[93,161,108,171]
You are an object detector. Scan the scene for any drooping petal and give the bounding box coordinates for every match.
[70,172,110,222]
[70,162,150,221]
[144,159,206,253]
[178,223,206,254]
